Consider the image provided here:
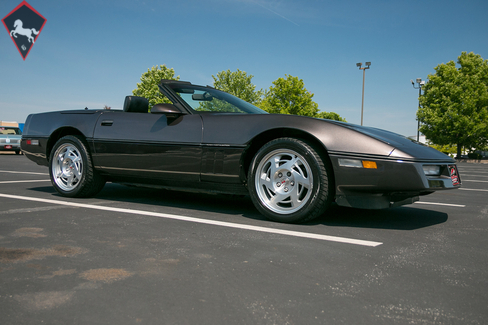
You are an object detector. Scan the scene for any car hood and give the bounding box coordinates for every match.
[326,120,454,162]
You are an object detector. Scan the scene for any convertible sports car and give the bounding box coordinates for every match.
[21,79,461,223]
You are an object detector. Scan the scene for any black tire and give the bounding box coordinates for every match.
[248,138,333,223]
[15,150,21,155]
[49,135,105,197]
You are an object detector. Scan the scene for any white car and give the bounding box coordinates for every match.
[0,126,22,154]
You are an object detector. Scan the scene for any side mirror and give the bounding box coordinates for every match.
[151,103,183,118]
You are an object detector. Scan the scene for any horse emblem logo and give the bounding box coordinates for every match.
[2,1,46,60]
[10,19,39,43]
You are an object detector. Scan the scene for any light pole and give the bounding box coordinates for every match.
[411,78,425,142]
[357,62,371,126]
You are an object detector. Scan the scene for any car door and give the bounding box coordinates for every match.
[92,110,203,183]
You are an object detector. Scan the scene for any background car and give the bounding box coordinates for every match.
[0,126,22,154]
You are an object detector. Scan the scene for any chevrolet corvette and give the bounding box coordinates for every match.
[21,79,461,223]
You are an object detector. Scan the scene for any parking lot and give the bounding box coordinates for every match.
[0,153,487,324]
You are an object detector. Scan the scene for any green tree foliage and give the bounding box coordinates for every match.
[132,66,346,122]
[212,69,263,105]
[259,75,319,116]
[317,111,347,122]
[418,52,488,156]
[428,143,457,158]
[259,75,346,121]
[132,65,179,107]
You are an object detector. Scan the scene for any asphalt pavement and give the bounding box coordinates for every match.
[0,153,487,324]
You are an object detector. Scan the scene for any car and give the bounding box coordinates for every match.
[0,126,22,154]
[21,79,461,223]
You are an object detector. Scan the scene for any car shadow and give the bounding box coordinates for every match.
[28,183,265,218]
[27,183,448,231]
[308,204,448,230]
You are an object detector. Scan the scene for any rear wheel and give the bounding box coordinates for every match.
[248,138,333,223]
[49,135,105,197]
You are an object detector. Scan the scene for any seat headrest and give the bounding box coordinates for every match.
[123,96,149,113]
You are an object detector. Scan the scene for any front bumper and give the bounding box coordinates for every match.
[329,154,461,209]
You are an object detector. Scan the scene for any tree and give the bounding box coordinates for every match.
[259,75,319,116]
[418,52,488,157]
[132,65,179,107]
[259,75,346,121]
[212,69,263,105]
[317,111,347,122]
[428,142,457,158]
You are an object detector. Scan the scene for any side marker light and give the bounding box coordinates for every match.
[362,161,377,169]
[338,159,377,169]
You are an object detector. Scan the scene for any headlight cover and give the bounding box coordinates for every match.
[423,165,441,176]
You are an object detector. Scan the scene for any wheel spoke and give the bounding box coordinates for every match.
[268,156,281,176]
[277,155,299,172]
[288,188,301,207]
[71,154,82,163]
[293,168,311,188]
[260,176,274,189]
[66,174,75,187]
[268,192,289,206]
[71,166,81,180]
[57,152,65,165]
[66,147,76,158]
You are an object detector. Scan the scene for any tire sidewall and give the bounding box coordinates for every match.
[248,138,329,223]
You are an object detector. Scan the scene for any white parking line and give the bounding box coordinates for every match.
[415,201,466,208]
[462,180,488,183]
[0,180,50,184]
[459,188,488,192]
[0,170,49,175]
[0,193,382,247]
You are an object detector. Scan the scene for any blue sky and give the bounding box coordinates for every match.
[1,0,487,137]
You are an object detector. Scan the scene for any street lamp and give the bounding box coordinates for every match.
[357,62,371,126]
[411,78,425,142]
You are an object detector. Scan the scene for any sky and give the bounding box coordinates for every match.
[1,0,487,137]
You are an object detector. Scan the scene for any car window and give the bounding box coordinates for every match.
[0,127,21,135]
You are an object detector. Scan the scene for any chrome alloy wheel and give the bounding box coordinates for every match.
[51,143,83,192]
[254,148,313,214]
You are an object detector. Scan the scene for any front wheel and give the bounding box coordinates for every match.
[248,138,333,223]
[49,135,105,197]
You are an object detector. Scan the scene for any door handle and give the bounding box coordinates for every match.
[101,120,113,126]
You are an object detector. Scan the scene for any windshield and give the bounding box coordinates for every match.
[0,127,21,135]
[171,85,267,114]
